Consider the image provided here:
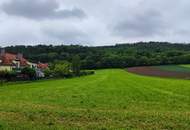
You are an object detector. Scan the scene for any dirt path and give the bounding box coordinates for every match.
[128,66,190,79]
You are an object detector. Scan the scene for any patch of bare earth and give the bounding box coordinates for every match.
[128,66,190,79]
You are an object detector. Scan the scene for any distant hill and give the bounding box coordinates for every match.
[3,42,190,69]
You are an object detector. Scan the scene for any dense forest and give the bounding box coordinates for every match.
[3,42,190,69]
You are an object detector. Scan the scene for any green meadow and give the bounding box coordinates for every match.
[0,69,190,130]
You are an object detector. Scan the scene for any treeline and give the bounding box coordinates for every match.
[4,42,190,69]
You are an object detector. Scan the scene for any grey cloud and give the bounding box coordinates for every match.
[1,0,190,46]
[112,9,166,38]
[1,0,86,20]
[43,27,92,45]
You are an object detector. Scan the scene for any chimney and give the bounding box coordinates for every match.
[17,53,23,59]
[0,49,5,56]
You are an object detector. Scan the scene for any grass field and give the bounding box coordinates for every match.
[0,69,190,130]
[181,64,190,68]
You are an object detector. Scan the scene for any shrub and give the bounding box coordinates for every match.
[43,68,53,78]
[79,70,95,76]
[0,71,8,79]
[0,70,17,81]
[52,61,72,78]
[21,67,36,80]
[72,55,81,76]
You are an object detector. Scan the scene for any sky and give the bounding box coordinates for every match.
[0,0,190,46]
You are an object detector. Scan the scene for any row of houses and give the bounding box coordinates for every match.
[0,49,48,77]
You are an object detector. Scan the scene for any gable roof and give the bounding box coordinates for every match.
[0,53,29,66]
[37,63,48,69]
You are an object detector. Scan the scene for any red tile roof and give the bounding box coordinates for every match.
[0,53,29,66]
[37,63,48,69]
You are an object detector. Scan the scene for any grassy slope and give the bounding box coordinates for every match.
[181,64,190,68]
[0,69,190,130]
[155,65,190,73]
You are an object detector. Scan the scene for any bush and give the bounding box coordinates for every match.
[52,61,72,78]
[0,70,17,81]
[72,55,81,76]
[79,70,95,76]
[44,68,53,78]
[0,71,8,79]
[21,67,36,80]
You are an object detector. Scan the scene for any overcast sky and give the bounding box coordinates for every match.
[0,0,190,46]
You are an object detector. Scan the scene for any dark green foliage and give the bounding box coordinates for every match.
[0,70,17,81]
[79,70,95,76]
[4,42,190,69]
[43,68,52,78]
[51,61,72,78]
[72,55,81,76]
[21,67,36,80]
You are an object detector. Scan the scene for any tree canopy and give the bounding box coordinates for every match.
[4,42,190,69]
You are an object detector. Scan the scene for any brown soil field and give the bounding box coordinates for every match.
[128,66,190,79]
